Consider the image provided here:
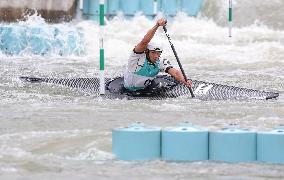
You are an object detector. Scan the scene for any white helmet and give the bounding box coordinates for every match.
[147,43,163,52]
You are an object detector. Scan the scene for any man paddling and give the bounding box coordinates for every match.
[124,18,192,92]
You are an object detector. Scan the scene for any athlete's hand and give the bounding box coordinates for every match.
[156,18,167,27]
[183,80,192,88]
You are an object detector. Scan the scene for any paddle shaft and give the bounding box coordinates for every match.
[163,26,195,98]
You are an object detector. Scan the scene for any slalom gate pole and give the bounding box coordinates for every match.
[99,0,105,95]
[229,0,233,37]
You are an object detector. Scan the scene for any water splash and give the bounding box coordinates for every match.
[201,0,284,30]
[0,12,85,57]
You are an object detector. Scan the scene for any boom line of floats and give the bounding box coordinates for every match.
[112,122,284,164]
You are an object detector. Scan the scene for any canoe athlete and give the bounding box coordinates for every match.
[123,18,192,93]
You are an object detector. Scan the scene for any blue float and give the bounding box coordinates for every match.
[83,0,90,15]
[162,122,208,161]
[209,128,257,163]
[120,0,140,17]
[0,27,3,50]
[160,0,178,17]
[83,0,204,20]
[107,0,120,17]
[257,127,284,164]
[112,122,161,161]
[140,0,156,18]
[88,0,100,20]
[181,0,204,16]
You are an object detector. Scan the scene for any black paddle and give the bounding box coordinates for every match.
[163,26,195,98]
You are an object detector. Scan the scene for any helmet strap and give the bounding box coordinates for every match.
[145,49,150,61]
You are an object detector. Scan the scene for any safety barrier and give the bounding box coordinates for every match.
[257,128,284,164]
[162,122,208,161]
[112,122,284,164]
[209,128,256,162]
[82,0,204,20]
[112,122,161,160]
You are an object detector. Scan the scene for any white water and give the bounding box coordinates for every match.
[0,0,284,179]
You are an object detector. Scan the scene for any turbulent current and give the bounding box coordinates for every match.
[0,0,284,179]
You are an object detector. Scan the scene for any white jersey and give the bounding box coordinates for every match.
[124,50,173,90]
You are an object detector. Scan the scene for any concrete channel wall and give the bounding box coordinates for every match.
[0,0,77,22]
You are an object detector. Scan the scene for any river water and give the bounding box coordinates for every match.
[0,0,284,179]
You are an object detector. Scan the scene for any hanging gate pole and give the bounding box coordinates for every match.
[99,0,105,95]
[228,0,233,37]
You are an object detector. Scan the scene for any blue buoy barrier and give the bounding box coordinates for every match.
[120,0,140,17]
[209,128,257,163]
[112,122,161,161]
[112,123,284,164]
[107,0,120,17]
[88,0,100,20]
[0,27,2,50]
[257,127,284,164]
[82,0,204,20]
[181,0,204,16]
[83,0,90,15]
[160,0,178,17]
[162,122,208,161]
[140,0,157,18]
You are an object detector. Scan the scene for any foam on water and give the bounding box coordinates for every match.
[0,129,113,163]
[76,12,284,74]
[201,0,284,30]
[0,12,85,57]
[0,1,284,179]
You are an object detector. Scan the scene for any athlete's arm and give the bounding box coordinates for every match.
[167,68,192,87]
[134,18,167,53]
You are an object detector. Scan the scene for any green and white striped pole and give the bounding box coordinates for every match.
[99,0,105,95]
[228,0,232,37]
